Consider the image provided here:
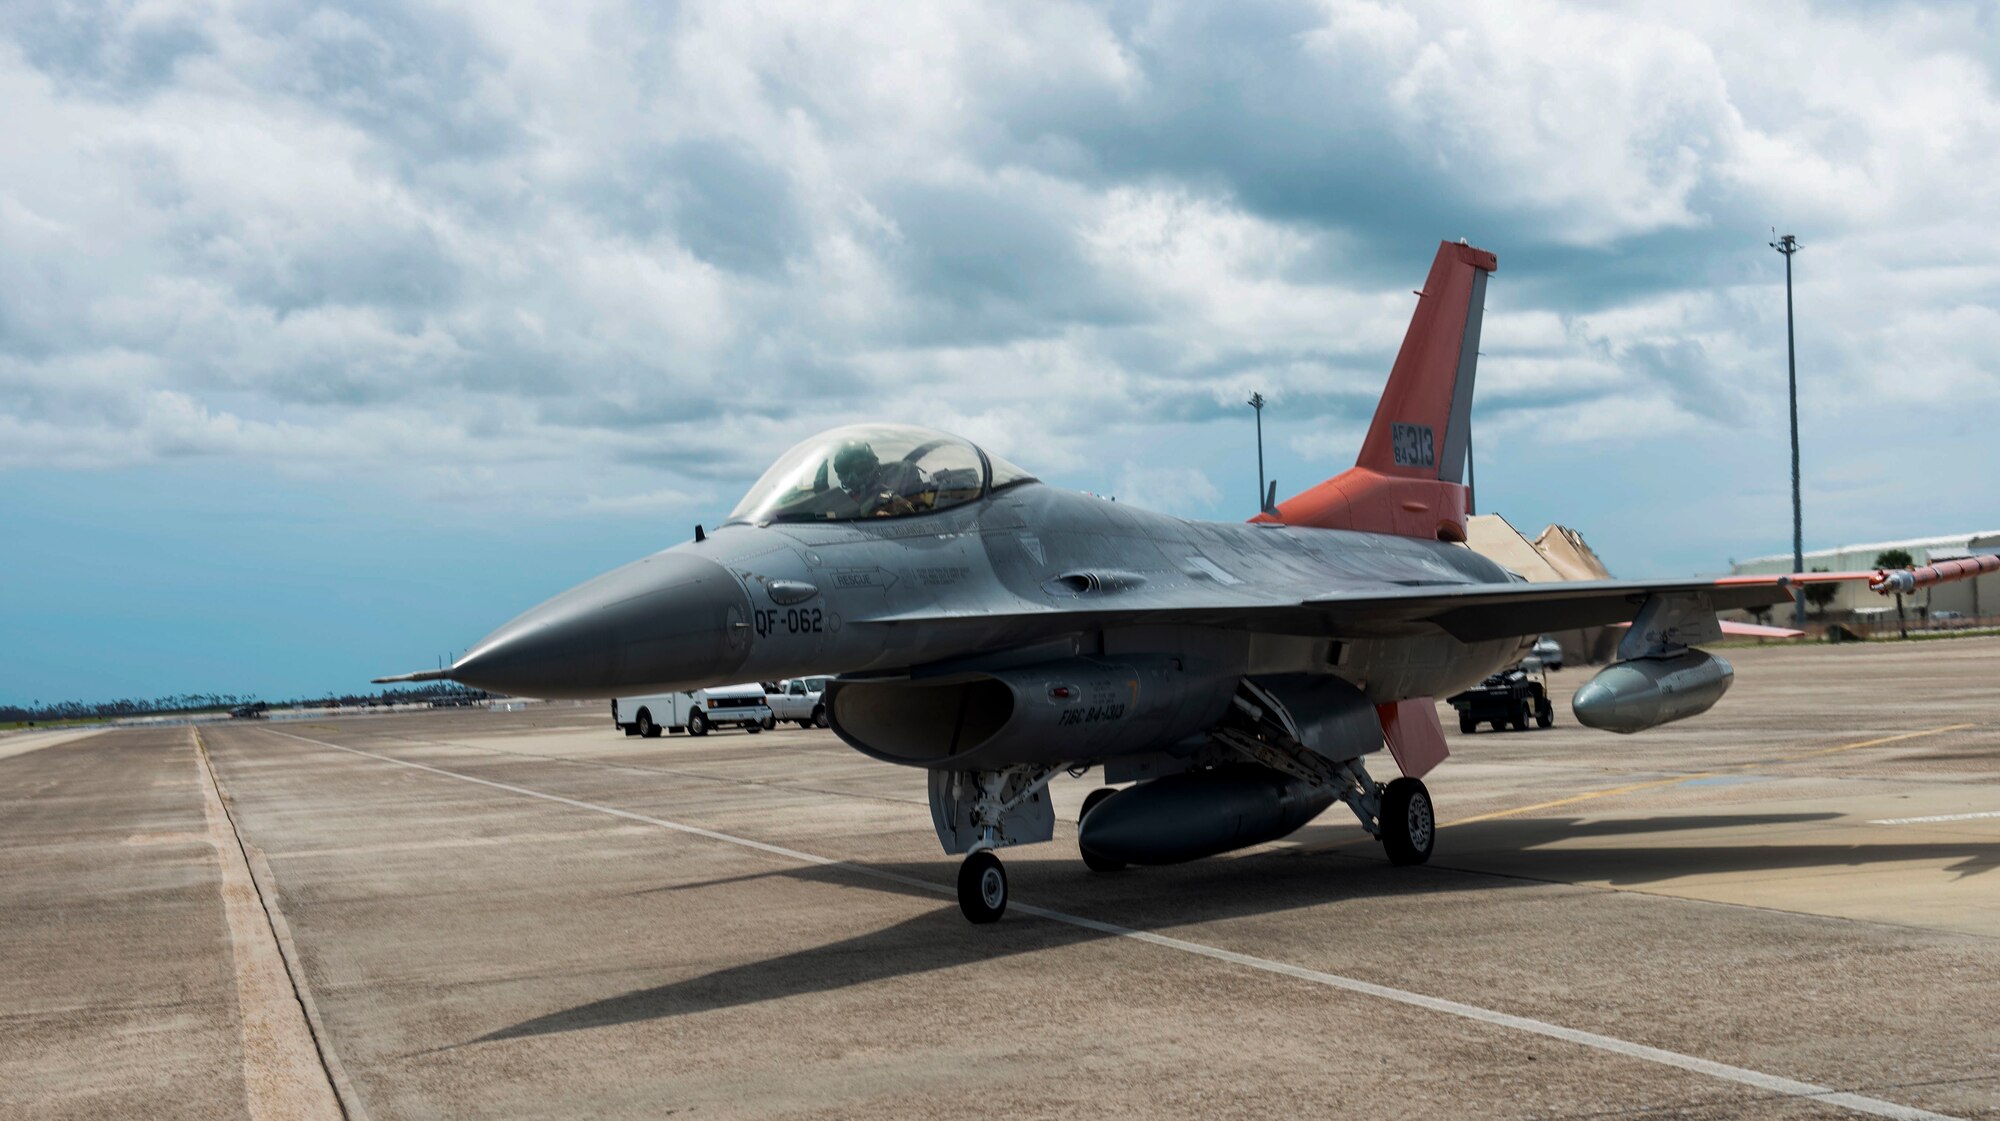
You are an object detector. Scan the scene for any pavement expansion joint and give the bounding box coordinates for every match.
[195,728,368,1121]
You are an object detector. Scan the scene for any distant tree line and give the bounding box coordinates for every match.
[1,683,488,724]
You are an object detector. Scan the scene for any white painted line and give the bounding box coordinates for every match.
[0,727,113,762]
[259,728,1963,1121]
[1869,810,2000,826]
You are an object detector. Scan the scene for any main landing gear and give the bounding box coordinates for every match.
[1378,775,1434,865]
[1325,762,1433,867]
[1214,685,1435,868]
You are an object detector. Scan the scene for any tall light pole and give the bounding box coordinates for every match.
[1248,392,1268,513]
[1770,233,1805,626]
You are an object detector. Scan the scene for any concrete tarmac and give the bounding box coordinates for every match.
[4,638,1999,1119]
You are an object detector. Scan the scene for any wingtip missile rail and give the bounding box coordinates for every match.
[1868,554,2000,596]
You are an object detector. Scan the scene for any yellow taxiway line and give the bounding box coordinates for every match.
[1283,722,1978,854]
[1439,722,1977,829]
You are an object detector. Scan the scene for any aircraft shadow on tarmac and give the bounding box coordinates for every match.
[1423,813,2000,883]
[477,810,1998,1045]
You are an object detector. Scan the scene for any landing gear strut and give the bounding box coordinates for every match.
[1214,683,1436,866]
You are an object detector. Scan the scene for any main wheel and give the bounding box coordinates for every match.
[760,715,776,731]
[1077,787,1126,873]
[1380,776,1435,866]
[1458,711,1476,735]
[1510,698,1531,731]
[957,851,1008,923]
[812,705,829,729]
[746,721,762,734]
[688,710,709,737]
[637,710,660,739]
[1535,696,1554,728]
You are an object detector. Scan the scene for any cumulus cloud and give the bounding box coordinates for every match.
[2,0,1998,562]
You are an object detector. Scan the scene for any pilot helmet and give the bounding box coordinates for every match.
[833,440,879,484]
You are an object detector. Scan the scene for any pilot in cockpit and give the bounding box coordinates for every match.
[832,439,927,517]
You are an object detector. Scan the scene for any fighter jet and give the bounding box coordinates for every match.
[378,240,1998,923]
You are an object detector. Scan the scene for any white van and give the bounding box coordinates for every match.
[612,684,772,737]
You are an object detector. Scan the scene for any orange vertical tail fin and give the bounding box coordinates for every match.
[1254,240,1496,541]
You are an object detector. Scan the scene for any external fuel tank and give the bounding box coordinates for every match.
[1077,764,1335,866]
[1571,649,1734,734]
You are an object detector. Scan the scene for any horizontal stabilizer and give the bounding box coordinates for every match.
[1612,619,1806,640]
[1718,620,1806,639]
[371,669,455,685]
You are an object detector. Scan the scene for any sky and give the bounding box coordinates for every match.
[4,0,1999,704]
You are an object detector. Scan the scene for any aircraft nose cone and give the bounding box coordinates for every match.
[450,552,751,699]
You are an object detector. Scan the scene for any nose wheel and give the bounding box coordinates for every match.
[957,850,1008,923]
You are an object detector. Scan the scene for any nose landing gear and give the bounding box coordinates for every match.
[932,765,1063,924]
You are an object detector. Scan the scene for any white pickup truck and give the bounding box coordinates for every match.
[766,677,832,728]
[612,684,772,737]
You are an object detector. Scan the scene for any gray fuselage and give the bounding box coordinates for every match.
[449,481,1531,769]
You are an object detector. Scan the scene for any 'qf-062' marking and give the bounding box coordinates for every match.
[753,607,823,638]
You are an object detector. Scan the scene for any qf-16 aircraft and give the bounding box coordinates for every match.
[378,240,1999,923]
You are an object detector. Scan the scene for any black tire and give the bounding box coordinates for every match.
[637,710,660,739]
[1380,777,1435,866]
[688,710,708,737]
[760,715,776,731]
[1458,711,1476,735]
[1510,698,1531,731]
[1078,787,1126,873]
[746,721,762,734]
[957,851,1007,923]
[1535,697,1554,729]
[812,705,828,729]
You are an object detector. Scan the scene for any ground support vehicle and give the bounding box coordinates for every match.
[767,677,831,728]
[1447,668,1555,734]
[613,684,772,737]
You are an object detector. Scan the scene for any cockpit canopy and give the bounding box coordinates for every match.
[726,424,1037,525]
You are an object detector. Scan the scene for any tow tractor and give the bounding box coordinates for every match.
[1447,636,1561,734]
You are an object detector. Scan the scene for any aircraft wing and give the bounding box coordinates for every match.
[857,558,2000,645]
